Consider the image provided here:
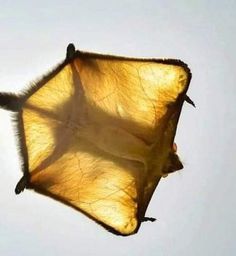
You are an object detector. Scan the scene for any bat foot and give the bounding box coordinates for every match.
[66,43,76,60]
[142,217,156,222]
[185,95,196,107]
[15,175,29,194]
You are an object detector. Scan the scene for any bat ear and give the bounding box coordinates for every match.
[170,153,184,171]
[162,152,184,177]
[66,43,76,60]
[0,93,21,111]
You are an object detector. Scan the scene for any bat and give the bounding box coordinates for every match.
[0,43,193,236]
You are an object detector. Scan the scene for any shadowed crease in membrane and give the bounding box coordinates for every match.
[0,43,193,236]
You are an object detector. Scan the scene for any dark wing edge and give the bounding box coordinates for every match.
[28,184,140,236]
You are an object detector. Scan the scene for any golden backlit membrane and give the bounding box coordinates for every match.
[20,48,191,235]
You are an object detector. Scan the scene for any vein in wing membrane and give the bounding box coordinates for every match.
[21,54,190,235]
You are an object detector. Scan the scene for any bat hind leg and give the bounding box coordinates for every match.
[15,175,29,194]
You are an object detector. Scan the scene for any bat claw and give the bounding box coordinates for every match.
[142,217,156,222]
[66,43,76,60]
[185,95,196,107]
[15,175,29,194]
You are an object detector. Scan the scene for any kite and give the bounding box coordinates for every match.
[0,43,193,236]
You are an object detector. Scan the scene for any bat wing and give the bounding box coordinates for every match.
[14,45,191,235]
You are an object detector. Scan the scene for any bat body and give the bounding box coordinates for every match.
[0,44,192,235]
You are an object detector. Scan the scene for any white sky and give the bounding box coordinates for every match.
[0,1,235,255]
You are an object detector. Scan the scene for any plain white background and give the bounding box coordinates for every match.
[0,1,235,255]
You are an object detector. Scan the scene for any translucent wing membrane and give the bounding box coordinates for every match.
[2,44,191,235]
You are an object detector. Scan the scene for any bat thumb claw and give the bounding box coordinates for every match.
[66,43,76,60]
[185,95,196,107]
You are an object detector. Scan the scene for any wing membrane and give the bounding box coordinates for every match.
[20,51,191,235]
